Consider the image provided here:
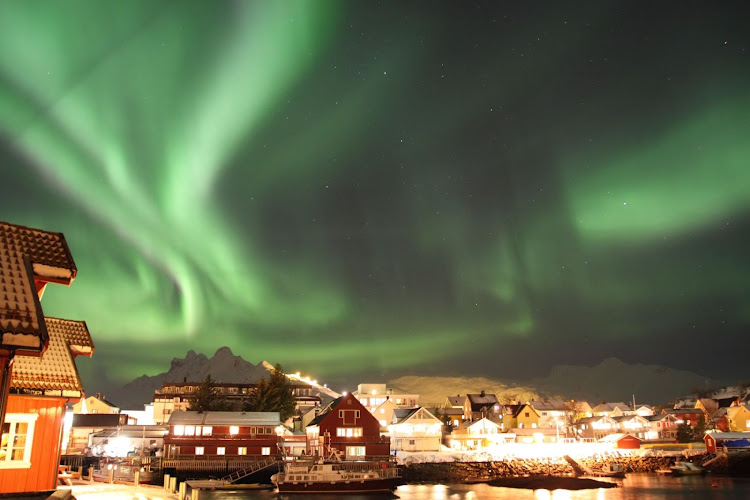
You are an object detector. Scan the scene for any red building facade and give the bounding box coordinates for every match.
[306,393,390,459]
[163,411,281,458]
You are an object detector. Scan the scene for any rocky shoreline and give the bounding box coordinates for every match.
[401,455,684,483]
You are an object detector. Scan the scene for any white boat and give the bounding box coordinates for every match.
[669,461,706,476]
[271,455,401,494]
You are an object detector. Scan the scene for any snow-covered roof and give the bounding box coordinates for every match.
[10,317,91,398]
[1,221,77,352]
[167,411,280,426]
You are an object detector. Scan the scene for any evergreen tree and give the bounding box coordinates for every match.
[675,422,693,443]
[244,363,297,421]
[188,374,232,412]
[693,414,707,440]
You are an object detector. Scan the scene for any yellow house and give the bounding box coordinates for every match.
[72,393,120,414]
[726,405,750,432]
[514,404,540,429]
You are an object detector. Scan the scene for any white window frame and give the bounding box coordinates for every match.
[195,446,204,456]
[238,447,247,455]
[261,447,271,455]
[345,446,366,458]
[217,447,225,455]
[0,414,37,469]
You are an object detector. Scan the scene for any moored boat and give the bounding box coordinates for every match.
[271,456,401,494]
[670,461,706,476]
[91,458,155,484]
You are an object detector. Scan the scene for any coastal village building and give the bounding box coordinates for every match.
[662,408,705,428]
[306,392,390,459]
[575,415,618,440]
[354,383,419,414]
[66,413,130,454]
[163,411,281,458]
[152,379,324,424]
[464,391,501,421]
[513,426,560,444]
[388,407,443,452]
[528,400,568,431]
[513,403,541,429]
[0,222,91,495]
[373,398,400,428]
[646,413,679,440]
[591,402,632,417]
[449,417,512,450]
[73,393,120,414]
[598,433,641,449]
[439,395,468,427]
[726,405,750,432]
[704,431,750,453]
[614,415,651,439]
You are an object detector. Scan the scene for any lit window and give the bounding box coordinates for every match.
[0,414,36,469]
[345,446,365,457]
[336,427,363,437]
[262,447,271,455]
[202,426,212,436]
[380,409,385,414]
[185,426,195,436]
[238,447,247,455]
[217,447,225,455]
[195,446,204,456]
[173,425,185,436]
[230,426,239,435]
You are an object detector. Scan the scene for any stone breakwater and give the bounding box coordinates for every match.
[402,455,687,483]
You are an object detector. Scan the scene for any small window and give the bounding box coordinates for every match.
[238,447,247,455]
[262,447,271,455]
[173,425,185,436]
[356,410,360,418]
[230,426,239,435]
[195,446,204,456]
[217,447,225,455]
[202,426,212,436]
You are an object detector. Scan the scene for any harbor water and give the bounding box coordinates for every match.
[194,473,750,499]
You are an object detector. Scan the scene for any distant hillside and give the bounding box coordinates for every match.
[389,375,548,406]
[390,358,714,407]
[530,357,714,405]
[111,347,273,408]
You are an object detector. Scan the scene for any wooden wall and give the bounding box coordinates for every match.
[0,395,65,494]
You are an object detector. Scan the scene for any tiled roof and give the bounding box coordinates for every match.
[44,317,94,356]
[10,318,91,397]
[1,221,76,351]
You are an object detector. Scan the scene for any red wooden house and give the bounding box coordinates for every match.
[1,221,92,495]
[306,392,390,459]
[163,411,282,458]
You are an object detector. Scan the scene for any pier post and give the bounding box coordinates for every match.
[134,469,140,486]
[88,466,93,482]
[170,475,177,493]
[191,488,201,500]
[178,482,187,500]
[164,474,170,490]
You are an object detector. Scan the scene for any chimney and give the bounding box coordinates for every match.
[480,390,485,397]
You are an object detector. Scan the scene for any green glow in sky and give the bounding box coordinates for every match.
[1,1,748,391]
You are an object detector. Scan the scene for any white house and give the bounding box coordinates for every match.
[388,408,443,452]
[449,417,513,450]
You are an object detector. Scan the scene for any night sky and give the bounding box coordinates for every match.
[1,1,748,395]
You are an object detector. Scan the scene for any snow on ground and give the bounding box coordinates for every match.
[395,444,702,465]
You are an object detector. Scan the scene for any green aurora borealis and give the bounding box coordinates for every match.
[1,1,749,393]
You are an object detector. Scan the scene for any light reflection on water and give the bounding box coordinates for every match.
[196,474,750,500]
